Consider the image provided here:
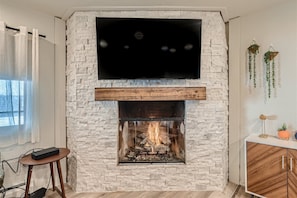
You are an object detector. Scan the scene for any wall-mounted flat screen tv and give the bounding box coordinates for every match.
[96,17,202,80]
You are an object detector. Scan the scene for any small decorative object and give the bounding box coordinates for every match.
[258,114,277,138]
[294,131,297,140]
[277,123,290,140]
[263,46,280,102]
[259,114,268,138]
[247,41,260,89]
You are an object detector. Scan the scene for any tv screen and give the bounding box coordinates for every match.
[96,17,202,80]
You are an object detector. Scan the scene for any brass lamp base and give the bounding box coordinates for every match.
[259,134,269,138]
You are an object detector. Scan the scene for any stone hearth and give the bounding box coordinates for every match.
[66,10,228,192]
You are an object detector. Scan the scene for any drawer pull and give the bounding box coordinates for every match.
[290,158,293,172]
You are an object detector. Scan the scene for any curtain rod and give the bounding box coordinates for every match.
[6,25,46,38]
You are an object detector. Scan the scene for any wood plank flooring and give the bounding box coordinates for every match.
[45,182,251,198]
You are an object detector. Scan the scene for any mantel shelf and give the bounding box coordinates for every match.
[95,87,206,101]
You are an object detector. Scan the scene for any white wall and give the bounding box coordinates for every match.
[0,2,66,196]
[229,0,297,185]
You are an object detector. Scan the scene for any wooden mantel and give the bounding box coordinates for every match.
[95,87,206,101]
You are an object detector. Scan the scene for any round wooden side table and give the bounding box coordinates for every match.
[20,148,70,198]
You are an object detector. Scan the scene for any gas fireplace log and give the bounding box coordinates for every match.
[119,121,129,158]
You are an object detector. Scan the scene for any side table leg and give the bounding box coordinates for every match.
[56,160,66,198]
[50,162,55,191]
[24,165,33,198]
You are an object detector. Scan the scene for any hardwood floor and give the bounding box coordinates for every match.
[45,182,252,198]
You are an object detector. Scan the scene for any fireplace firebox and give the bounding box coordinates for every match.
[118,101,185,164]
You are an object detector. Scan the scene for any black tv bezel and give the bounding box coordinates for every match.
[96,17,202,80]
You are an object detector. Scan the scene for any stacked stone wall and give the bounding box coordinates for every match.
[66,10,228,192]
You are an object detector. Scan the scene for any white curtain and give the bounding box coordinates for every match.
[0,21,40,147]
[31,28,40,143]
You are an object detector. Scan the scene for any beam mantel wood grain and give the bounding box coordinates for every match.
[95,87,206,101]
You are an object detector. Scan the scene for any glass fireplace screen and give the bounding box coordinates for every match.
[118,101,185,164]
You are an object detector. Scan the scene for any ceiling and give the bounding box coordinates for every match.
[0,0,291,21]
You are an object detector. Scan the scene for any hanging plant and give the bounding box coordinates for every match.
[263,50,279,99]
[247,42,260,88]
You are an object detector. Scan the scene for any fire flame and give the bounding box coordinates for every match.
[147,122,161,146]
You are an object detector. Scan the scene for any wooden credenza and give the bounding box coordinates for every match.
[245,134,297,198]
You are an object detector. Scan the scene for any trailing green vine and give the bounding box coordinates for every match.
[246,43,280,102]
[264,50,279,99]
[248,52,252,82]
[253,53,256,87]
[247,43,260,88]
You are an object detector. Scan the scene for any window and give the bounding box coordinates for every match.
[0,80,24,127]
[0,23,40,146]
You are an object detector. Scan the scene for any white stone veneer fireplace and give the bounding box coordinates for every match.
[66,10,228,192]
